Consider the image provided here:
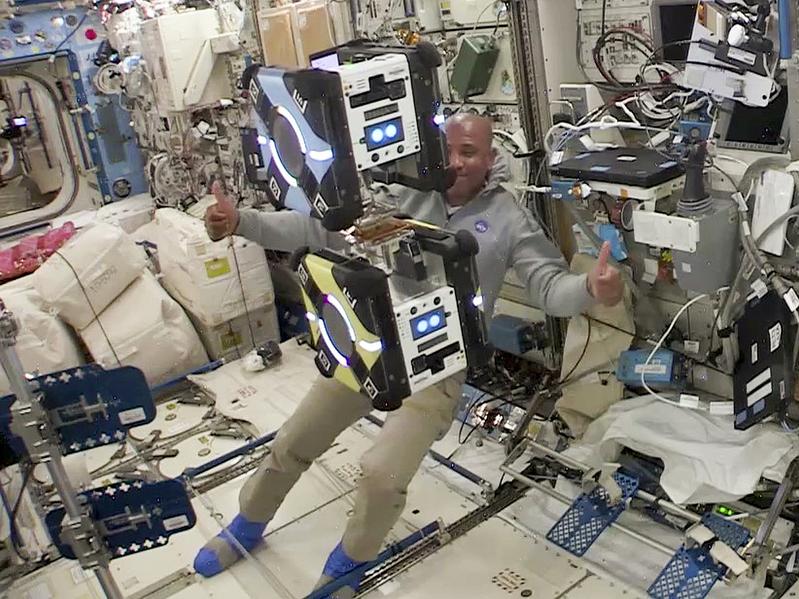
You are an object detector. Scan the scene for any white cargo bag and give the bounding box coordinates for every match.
[96,195,155,234]
[0,278,84,395]
[80,271,209,386]
[154,209,274,326]
[190,303,280,361]
[32,222,147,329]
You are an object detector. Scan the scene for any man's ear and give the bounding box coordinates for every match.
[489,146,498,166]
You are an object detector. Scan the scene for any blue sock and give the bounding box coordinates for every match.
[193,514,267,578]
[319,542,367,594]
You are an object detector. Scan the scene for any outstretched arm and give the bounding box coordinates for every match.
[509,207,622,317]
[205,181,343,252]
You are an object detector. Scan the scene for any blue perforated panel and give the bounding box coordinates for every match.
[45,479,196,560]
[0,8,146,202]
[648,547,724,599]
[701,513,750,549]
[0,364,156,457]
[648,513,750,599]
[546,471,639,557]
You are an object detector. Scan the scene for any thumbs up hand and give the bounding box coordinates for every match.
[205,181,240,241]
[587,242,623,307]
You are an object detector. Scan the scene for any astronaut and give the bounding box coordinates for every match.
[193,114,622,597]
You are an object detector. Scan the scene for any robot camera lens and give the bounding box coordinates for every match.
[370,128,384,143]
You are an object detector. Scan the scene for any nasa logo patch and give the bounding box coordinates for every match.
[475,220,489,233]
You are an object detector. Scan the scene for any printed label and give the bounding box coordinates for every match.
[221,330,243,351]
[162,515,190,532]
[710,402,734,416]
[205,257,231,279]
[752,278,768,299]
[634,363,667,375]
[118,407,146,426]
[769,323,782,352]
[728,47,757,65]
[87,265,119,294]
[785,288,799,312]
[679,394,700,409]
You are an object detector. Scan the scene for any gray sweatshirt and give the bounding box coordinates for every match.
[236,160,594,320]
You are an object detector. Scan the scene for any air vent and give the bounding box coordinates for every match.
[334,462,362,483]
[491,568,526,593]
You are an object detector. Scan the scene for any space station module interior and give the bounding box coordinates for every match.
[11,0,799,597]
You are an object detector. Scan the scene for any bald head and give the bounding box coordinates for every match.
[444,113,494,148]
[444,114,496,206]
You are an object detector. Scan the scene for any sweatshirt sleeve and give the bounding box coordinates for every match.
[509,206,595,318]
[235,208,347,253]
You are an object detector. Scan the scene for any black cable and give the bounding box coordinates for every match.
[228,236,257,354]
[458,419,483,448]
[638,39,696,109]
[52,12,90,56]
[593,28,655,88]
[3,466,33,561]
[702,162,744,363]
[456,391,487,447]
[601,0,608,37]
[446,385,530,459]
[10,467,31,529]
[579,312,731,376]
[53,249,122,366]
[574,10,677,93]
[457,394,515,449]
[640,39,695,74]
[560,317,592,385]
[595,195,614,222]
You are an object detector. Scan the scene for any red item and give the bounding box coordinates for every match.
[0,222,76,283]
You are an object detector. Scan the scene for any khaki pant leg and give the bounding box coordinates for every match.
[340,383,460,562]
[239,375,372,523]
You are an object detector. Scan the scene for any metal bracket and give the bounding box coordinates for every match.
[747,456,799,577]
[648,513,750,599]
[45,479,196,560]
[546,470,639,556]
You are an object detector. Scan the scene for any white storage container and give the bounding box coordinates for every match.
[80,271,209,386]
[32,223,148,330]
[96,195,155,234]
[0,279,84,396]
[189,303,280,361]
[154,209,275,326]
[139,10,231,114]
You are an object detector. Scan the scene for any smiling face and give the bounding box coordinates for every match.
[444,114,496,206]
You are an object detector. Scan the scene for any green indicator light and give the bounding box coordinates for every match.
[716,505,735,516]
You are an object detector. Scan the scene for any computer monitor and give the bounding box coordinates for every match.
[309,49,340,71]
[651,0,700,63]
[714,84,790,153]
